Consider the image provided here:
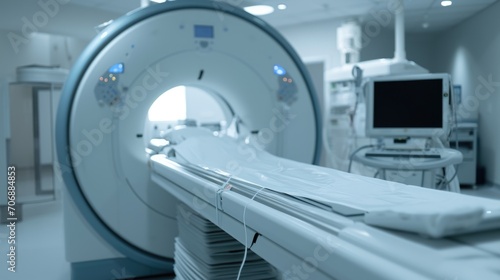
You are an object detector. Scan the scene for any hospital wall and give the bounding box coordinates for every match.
[276,18,343,71]
[0,30,88,80]
[0,1,117,41]
[358,29,437,72]
[0,31,52,80]
[0,30,88,167]
[431,1,500,185]
[0,0,119,78]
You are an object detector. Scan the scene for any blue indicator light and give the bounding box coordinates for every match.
[109,63,124,74]
[274,65,286,76]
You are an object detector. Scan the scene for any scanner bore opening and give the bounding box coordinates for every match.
[144,85,233,148]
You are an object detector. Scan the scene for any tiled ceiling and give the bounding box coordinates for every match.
[70,0,499,32]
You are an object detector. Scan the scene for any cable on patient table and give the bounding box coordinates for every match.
[237,186,267,280]
[215,175,233,225]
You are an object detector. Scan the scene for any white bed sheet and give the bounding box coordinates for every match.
[169,134,500,237]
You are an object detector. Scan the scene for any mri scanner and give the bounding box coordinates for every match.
[56,1,500,279]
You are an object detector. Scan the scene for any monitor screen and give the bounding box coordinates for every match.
[366,74,450,138]
[373,79,443,128]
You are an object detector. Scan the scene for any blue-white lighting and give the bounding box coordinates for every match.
[274,65,286,76]
[244,5,274,16]
[109,63,124,74]
[441,0,452,6]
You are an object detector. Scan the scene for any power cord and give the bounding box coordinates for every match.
[437,165,460,191]
[348,145,375,173]
[236,186,266,280]
[215,175,233,225]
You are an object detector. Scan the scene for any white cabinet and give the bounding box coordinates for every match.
[450,123,478,186]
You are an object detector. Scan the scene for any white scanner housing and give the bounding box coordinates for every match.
[56,1,321,273]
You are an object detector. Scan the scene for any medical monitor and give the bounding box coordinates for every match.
[365,73,451,138]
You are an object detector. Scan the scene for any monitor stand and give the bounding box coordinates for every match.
[379,137,430,151]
